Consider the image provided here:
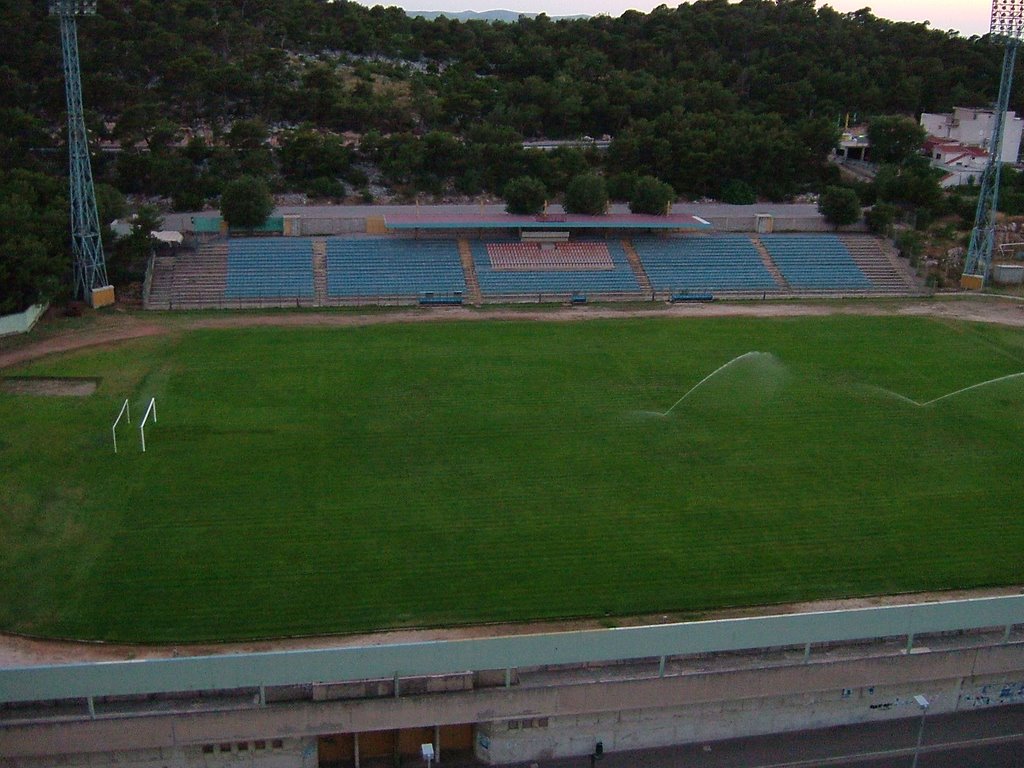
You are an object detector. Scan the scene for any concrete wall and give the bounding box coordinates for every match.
[293,218,365,236]
[0,304,47,337]
[4,642,1021,767]
[474,672,1024,764]
[707,216,867,233]
[5,738,316,768]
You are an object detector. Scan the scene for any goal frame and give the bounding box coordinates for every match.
[139,398,157,453]
[111,398,130,454]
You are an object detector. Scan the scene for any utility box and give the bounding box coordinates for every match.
[960,274,984,290]
[755,214,774,234]
[90,285,115,308]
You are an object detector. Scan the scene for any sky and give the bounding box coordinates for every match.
[391,1,990,38]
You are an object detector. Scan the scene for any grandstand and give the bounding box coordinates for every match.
[144,216,921,309]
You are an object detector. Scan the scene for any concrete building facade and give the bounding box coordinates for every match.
[2,598,1023,768]
[921,107,1024,164]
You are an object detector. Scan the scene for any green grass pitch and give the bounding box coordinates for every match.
[1,315,1023,642]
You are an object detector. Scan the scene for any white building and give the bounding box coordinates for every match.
[923,137,990,188]
[920,107,1024,164]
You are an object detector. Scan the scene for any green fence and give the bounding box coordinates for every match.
[0,595,1021,705]
[191,216,284,234]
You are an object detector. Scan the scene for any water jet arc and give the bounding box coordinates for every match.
[880,371,1024,407]
[662,351,769,416]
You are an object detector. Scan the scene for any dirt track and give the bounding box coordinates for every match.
[4,297,1024,372]
[2,297,1023,664]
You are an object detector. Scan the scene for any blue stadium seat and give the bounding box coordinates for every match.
[326,238,466,297]
[633,235,778,292]
[225,238,315,299]
[760,235,872,290]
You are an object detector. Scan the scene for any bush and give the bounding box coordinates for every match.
[563,173,608,215]
[172,187,205,212]
[628,176,675,215]
[305,176,346,198]
[865,203,896,236]
[895,229,924,261]
[818,186,861,229]
[503,176,548,215]
[220,175,273,229]
[720,179,756,205]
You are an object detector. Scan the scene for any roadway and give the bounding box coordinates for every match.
[504,705,1024,768]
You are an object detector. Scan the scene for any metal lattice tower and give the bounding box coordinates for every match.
[963,1,1024,286]
[50,0,109,301]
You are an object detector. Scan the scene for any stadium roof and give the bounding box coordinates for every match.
[384,212,713,231]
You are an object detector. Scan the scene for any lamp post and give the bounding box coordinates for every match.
[910,694,930,768]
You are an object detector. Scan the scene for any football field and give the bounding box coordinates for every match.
[1,315,1022,642]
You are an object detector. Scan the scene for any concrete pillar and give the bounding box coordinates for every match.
[354,732,360,768]
[434,724,441,764]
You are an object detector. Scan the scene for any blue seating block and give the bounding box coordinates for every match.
[760,235,871,290]
[634,235,777,292]
[326,238,465,297]
[225,238,314,299]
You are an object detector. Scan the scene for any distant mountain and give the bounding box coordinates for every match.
[405,9,589,22]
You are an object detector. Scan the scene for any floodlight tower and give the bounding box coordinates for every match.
[50,0,113,306]
[962,0,1024,288]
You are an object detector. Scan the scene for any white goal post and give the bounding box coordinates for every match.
[111,399,130,454]
[139,398,157,453]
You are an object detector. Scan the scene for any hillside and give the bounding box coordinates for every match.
[0,0,1015,312]
[405,9,589,22]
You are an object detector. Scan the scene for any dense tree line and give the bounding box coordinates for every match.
[0,0,1016,307]
[3,0,1011,199]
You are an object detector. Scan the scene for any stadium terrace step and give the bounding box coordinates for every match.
[312,239,328,306]
[839,235,920,295]
[458,238,483,304]
[149,244,229,309]
[144,257,175,310]
[622,239,653,294]
[750,236,790,290]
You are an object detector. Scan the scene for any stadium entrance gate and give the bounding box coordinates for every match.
[318,724,474,767]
